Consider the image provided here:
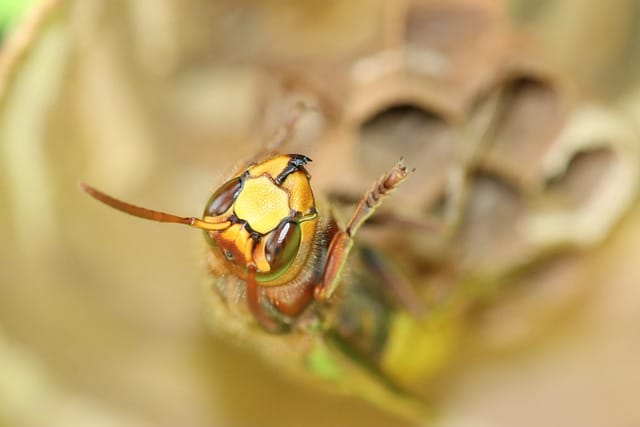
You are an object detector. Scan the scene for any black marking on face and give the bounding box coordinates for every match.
[275,154,312,185]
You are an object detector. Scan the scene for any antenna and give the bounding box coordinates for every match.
[79,182,229,231]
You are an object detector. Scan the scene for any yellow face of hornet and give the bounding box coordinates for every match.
[202,154,318,286]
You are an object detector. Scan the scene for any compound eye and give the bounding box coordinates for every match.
[265,221,301,278]
[203,177,242,217]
